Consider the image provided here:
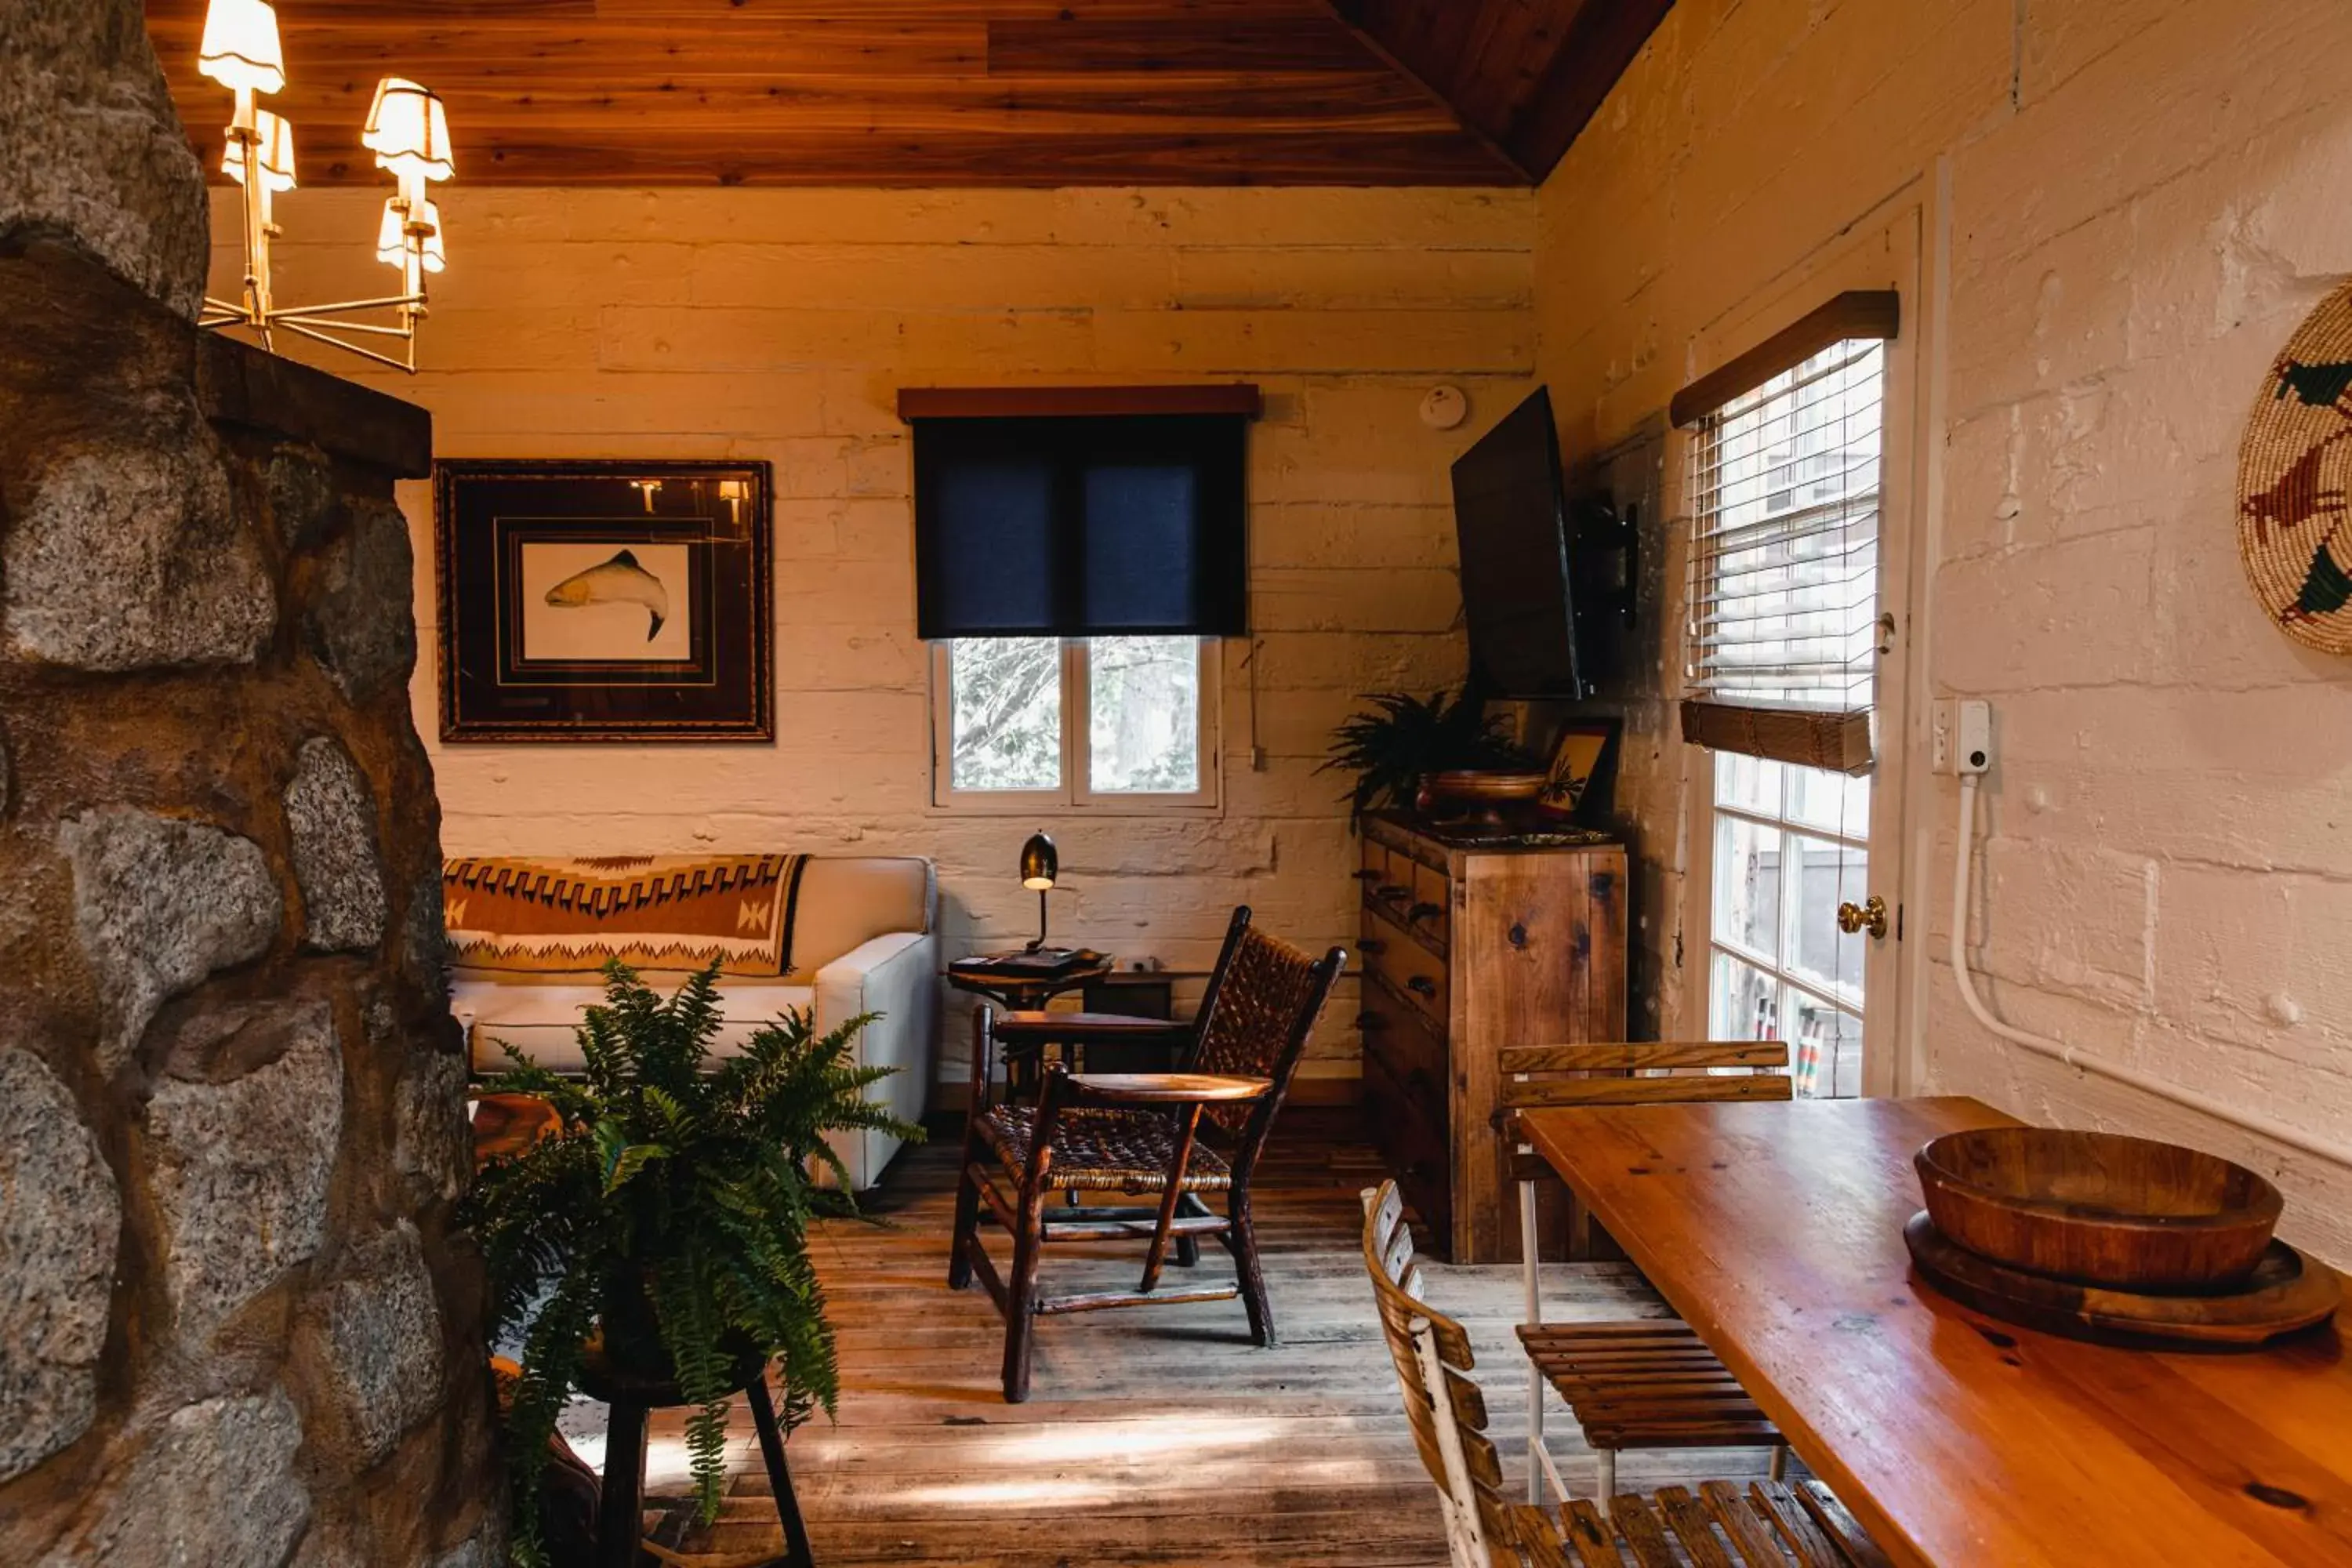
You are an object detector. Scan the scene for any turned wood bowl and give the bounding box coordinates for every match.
[1915,1127,2285,1293]
[1415,771,1548,824]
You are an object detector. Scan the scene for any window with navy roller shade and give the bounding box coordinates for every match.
[913,414,1247,639]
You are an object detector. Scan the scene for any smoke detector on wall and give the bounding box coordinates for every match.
[1419,385,1468,430]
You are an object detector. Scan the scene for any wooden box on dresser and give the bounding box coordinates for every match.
[1355,811,1628,1263]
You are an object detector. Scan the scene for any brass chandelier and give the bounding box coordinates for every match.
[194,0,454,372]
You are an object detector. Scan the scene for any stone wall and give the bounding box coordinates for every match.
[1534,0,2352,1258]
[0,3,495,1561]
[214,183,1535,1098]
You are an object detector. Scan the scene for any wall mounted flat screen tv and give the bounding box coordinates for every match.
[1450,386,1584,697]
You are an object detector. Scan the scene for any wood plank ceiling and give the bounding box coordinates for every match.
[143,1,1671,188]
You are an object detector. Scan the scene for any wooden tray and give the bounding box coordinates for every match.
[1904,1212,2341,1348]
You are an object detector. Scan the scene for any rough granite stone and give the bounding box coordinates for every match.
[393,1031,470,1206]
[147,1000,343,1345]
[3,430,277,671]
[267,447,347,550]
[401,866,451,996]
[0,0,208,318]
[303,498,417,701]
[316,1221,445,1466]
[45,1388,310,1568]
[60,808,281,1073]
[286,736,389,953]
[0,1048,121,1486]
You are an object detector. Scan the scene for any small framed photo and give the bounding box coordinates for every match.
[435,460,772,742]
[1541,717,1620,818]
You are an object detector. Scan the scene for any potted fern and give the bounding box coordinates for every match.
[463,961,920,1566]
[1320,686,1536,822]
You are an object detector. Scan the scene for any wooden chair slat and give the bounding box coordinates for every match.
[1744,1479,1846,1567]
[1503,1040,1791,1073]
[1610,1494,1687,1568]
[1507,1073,1795,1108]
[1795,1479,1899,1568]
[1653,1486,1739,1568]
[1562,1501,1625,1568]
[1698,1478,1794,1565]
[1508,1505,1580,1568]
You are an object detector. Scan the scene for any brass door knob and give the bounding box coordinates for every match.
[1836,895,1889,940]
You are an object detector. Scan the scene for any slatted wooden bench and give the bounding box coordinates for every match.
[1360,1177,1891,1567]
[1502,1042,1797,1501]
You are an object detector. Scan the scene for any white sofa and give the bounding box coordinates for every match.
[450,855,937,1190]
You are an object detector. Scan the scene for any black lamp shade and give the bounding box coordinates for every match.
[1019,832,1058,891]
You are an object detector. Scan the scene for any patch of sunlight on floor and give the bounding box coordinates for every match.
[890,1414,1393,1510]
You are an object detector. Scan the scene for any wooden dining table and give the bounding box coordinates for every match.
[1519,1094,2352,1567]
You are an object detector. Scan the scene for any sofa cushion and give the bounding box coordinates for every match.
[443,853,811,976]
[455,976,816,1075]
[782,856,934,977]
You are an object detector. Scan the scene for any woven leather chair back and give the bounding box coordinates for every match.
[1187,913,1336,1137]
[1360,1180,1524,1567]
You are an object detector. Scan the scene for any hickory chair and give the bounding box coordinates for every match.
[1501,1042,1796,1509]
[949,906,1347,1402]
[1359,1179,1890,1568]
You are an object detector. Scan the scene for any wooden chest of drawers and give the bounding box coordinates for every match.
[1356,811,1628,1263]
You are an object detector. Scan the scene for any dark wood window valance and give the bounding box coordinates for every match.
[1679,701,1874,776]
[1669,292,1899,429]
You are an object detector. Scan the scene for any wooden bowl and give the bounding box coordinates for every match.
[1915,1127,2285,1293]
[1415,771,1548,825]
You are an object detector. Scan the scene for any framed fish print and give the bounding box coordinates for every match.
[434,459,772,742]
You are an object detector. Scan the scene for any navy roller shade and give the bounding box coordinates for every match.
[913,413,1247,639]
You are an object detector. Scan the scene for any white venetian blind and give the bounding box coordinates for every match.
[1675,292,1897,775]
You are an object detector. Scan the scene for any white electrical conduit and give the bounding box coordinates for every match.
[1949,773,2352,1171]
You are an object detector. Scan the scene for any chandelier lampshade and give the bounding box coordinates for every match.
[363,78,456,184]
[223,110,296,192]
[376,198,446,273]
[198,0,286,96]
[198,7,449,372]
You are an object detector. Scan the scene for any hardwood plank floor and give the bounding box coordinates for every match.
[623,1110,1787,1565]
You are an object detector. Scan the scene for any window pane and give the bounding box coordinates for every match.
[1711,813,1781,962]
[1087,636,1200,793]
[1709,950,1780,1042]
[1784,834,1866,1000]
[949,637,1060,791]
[1788,994,1862,1099]
[1714,751,1784,816]
[1784,763,1870,837]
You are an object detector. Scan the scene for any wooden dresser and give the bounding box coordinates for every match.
[1355,811,1628,1263]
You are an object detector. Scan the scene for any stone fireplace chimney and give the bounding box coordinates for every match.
[0,4,496,1563]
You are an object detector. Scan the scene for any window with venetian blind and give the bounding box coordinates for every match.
[1672,292,1899,1098]
[1674,292,1899,774]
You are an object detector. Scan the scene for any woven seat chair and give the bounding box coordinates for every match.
[949,906,1345,1401]
[1502,1042,1796,1505]
[1359,1179,1890,1568]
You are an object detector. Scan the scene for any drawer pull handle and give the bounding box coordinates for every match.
[1407,902,1443,924]
[1377,884,1411,901]
[1352,868,1381,881]
[1358,938,1388,955]
[1356,1011,1387,1029]
[1406,975,1437,999]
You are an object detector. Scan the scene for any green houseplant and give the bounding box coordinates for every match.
[463,961,920,1566]
[1320,686,1533,821]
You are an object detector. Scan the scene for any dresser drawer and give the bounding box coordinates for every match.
[1362,1045,1451,1250]
[1365,916,1447,1032]
[1409,858,1450,948]
[1360,992,1447,1099]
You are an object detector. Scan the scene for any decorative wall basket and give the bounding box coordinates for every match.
[2238,280,2352,654]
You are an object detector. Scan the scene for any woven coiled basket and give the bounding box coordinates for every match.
[2238,279,2352,655]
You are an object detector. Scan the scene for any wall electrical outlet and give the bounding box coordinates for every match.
[1933,699,1994,775]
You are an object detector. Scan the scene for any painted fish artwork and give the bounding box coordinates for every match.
[543,548,670,640]
[2238,280,2352,656]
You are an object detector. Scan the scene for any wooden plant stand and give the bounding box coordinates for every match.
[581,1356,814,1568]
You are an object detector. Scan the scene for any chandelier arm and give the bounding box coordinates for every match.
[275,318,418,372]
[262,299,426,328]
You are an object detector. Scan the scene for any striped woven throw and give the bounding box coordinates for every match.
[442,854,810,976]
